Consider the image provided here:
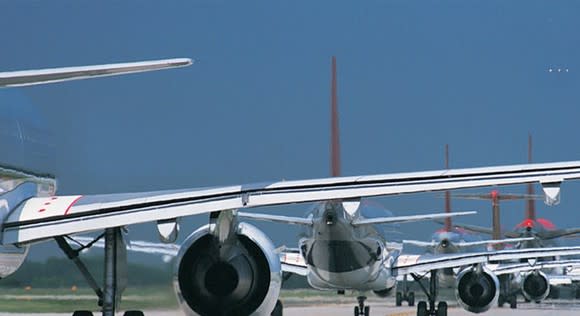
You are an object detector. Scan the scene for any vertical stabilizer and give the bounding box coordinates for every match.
[330,56,341,177]
[491,191,502,244]
[526,134,536,220]
[444,144,452,231]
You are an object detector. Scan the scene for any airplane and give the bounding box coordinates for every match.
[4,58,580,316]
[399,145,533,307]
[441,135,580,309]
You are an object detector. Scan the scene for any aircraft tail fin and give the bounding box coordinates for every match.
[330,56,341,177]
[0,58,192,88]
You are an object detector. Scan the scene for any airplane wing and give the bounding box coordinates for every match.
[489,259,580,276]
[540,228,580,240]
[434,220,495,235]
[392,246,580,275]
[455,237,534,247]
[238,210,475,226]
[402,237,534,248]
[0,58,191,87]
[3,160,580,244]
[279,249,308,276]
[70,236,179,257]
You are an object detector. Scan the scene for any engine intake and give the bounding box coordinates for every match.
[174,223,281,316]
[455,266,499,314]
[521,271,549,302]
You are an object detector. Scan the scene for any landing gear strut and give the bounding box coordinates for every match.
[56,227,138,316]
[396,274,415,306]
[353,295,370,316]
[497,274,517,309]
[411,270,447,316]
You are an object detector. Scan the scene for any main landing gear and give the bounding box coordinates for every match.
[353,295,370,316]
[497,274,517,309]
[56,227,138,316]
[396,274,415,307]
[411,270,447,316]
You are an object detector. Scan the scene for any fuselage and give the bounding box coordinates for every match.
[298,200,397,291]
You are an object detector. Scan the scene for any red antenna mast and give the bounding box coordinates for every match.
[330,56,341,177]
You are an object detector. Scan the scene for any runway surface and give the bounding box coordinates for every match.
[2,300,580,316]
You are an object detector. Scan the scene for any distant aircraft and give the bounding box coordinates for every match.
[441,135,580,309]
[400,145,532,308]
[3,58,580,316]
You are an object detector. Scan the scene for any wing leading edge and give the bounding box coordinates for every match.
[4,160,580,244]
[0,58,192,88]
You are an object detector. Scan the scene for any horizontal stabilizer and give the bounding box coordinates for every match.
[237,212,313,226]
[352,211,476,226]
[0,58,192,87]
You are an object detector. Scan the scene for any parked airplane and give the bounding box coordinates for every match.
[4,58,580,316]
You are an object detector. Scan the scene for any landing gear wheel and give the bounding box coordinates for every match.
[549,286,560,299]
[72,311,93,316]
[123,311,144,316]
[408,292,415,306]
[354,296,368,316]
[509,295,517,309]
[498,294,505,307]
[271,300,283,316]
[396,292,403,306]
[436,301,447,316]
[416,301,428,316]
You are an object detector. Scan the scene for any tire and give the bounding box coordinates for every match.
[510,295,517,309]
[550,286,560,299]
[436,301,448,316]
[417,301,428,316]
[396,292,402,306]
[72,311,93,316]
[123,312,144,316]
[354,306,359,316]
[408,292,415,307]
[271,300,283,316]
[364,306,370,316]
[498,294,504,307]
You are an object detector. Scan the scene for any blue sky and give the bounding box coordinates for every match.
[2,1,580,261]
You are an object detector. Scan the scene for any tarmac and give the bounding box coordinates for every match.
[2,300,580,316]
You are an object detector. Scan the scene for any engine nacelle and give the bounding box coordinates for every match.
[0,244,29,279]
[455,266,499,314]
[373,287,394,298]
[174,223,281,316]
[521,271,550,302]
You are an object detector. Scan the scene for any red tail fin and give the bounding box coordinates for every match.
[444,144,452,231]
[526,133,536,220]
[330,56,341,177]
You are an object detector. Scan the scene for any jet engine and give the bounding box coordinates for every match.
[521,271,550,302]
[174,222,282,316]
[455,266,499,313]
